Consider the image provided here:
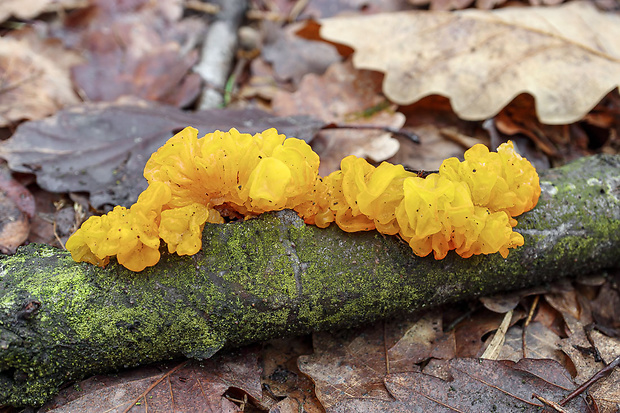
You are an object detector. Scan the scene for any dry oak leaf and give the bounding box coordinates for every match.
[319,1,620,124]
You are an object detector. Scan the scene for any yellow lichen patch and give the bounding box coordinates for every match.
[66,127,541,272]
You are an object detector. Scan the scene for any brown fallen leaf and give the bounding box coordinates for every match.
[297,0,410,19]
[589,368,620,413]
[0,194,29,255]
[590,278,620,336]
[454,308,518,358]
[319,1,620,124]
[259,337,323,413]
[55,0,206,107]
[40,347,262,412]
[272,60,405,175]
[409,0,475,10]
[0,163,33,254]
[587,331,620,413]
[387,314,444,373]
[262,21,341,85]
[332,358,587,412]
[499,322,564,363]
[0,29,82,127]
[298,326,393,410]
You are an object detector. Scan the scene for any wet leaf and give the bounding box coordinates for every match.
[41,347,262,412]
[319,2,620,124]
[499,322,564,363]
[387,314,443,372]
[298,326,392,410]
[332,358,586,412]
[0,101,324,208]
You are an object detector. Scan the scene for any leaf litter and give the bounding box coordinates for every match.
[1,0,620,411]
[319,1,620,124]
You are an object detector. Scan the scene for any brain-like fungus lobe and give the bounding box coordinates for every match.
[66,127,541,271]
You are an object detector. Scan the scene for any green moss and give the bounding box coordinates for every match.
[3,155,620,407]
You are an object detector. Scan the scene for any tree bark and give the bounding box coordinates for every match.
[1,154,620,406]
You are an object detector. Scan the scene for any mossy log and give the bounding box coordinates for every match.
[1,154,620,407]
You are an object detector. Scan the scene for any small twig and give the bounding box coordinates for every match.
[481,309,513,360]
[195,0,248,109]
[532,393,571,413]
[559,355,620,406]
[522,295,540,359]
[289,0,310,21]
[444,305,477,332]
[384,321,390,375]
[320,124,421,144]
[53,221,65,250]
[122,360,190,413]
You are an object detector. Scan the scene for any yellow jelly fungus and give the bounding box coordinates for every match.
[66,127,540,271]
[65,182,171,272]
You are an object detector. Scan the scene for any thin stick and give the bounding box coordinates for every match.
[122,360,190,413]
[559,355,620,406]
[522,295,540,359]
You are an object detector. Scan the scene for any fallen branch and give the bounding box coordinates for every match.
[1,154,620,406]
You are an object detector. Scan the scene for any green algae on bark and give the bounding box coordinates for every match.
[1,154,620,407]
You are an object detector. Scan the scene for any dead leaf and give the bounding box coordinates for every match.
[499,322,564,363]
[545,290,593,326]
[272,60,405,175]
[589,365,620,413]
[0,193,29,254]
[319,1,620,124]
[559,316,604,384]
[454,309,512,358]
[262,22,341,85]
[0,163,35,219]
[387,314,443,372]
[0,163,33,253]
[297,0,410,19]
[298,327,392,410]
[239,57,291,104]
[40,347,262,412]
[0,100,325,208]
[590,275,620,336]
[261,337,323,413]
[54,0,205,107]
[0,29,82,127]
[409,0,475,10]
[333,358,586,412]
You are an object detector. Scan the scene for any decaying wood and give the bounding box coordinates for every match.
[1,154,619,406]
